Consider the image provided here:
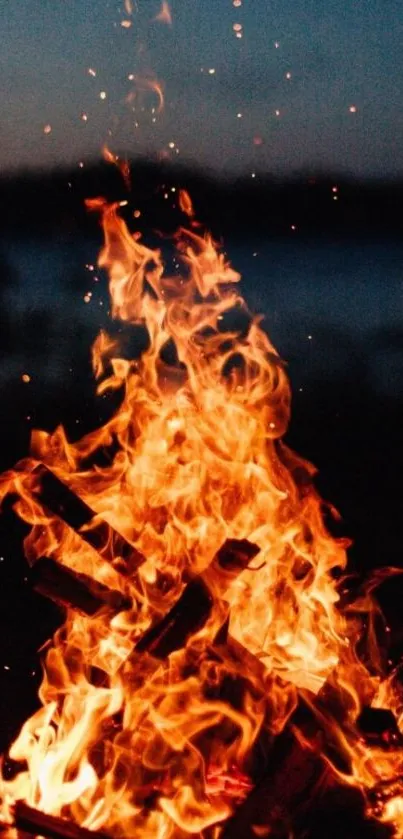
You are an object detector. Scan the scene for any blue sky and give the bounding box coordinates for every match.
[1,0,403,176]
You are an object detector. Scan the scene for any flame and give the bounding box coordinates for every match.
[178,189,195,219]
[1,194,403,837]
[154,1,172,25]
[102,146,131,190]
[126,76,164,114]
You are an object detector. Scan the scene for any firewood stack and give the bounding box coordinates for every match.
[0,463,399,839]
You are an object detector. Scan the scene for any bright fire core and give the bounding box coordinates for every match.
[1,194,403,837]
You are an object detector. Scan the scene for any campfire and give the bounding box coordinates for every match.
[0,190,403,839]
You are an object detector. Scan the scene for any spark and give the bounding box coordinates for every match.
[168,141,175,148]
[133,209,141,218]
[285,71,292,80]
[154,1,172,25]
[251,173,256,178]
[124,0,133,13]
[81,113,88,122]
[233,23,242,32]
[43,124,52,135]
[88,67,96,77]
[179,189,194,217]
[332,186,338,193]
[99,91,107,100]
[237,112,243,118]
[349,105,357,113]
[274,41,280,48]
[21,374,31,383]
[291,224,297,231]
[121,19,132,28]
[233,0,242,5]
[208,68,216,75]
[275,109,281,117]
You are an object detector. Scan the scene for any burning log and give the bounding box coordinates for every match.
[30,464,145,570]
[134,538,260,660]
[4,801,112,839]
[31,557,132,616]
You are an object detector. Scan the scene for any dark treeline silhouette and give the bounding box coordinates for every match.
[1,160,403,238]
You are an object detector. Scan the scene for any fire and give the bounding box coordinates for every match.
[178,189,195,219]
[102,147,131,191]
[126,76,165,114]
[1,193,403,837]
[154,2,172,26]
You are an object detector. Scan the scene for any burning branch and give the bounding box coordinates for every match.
[2,801,111,839]
[31,557,132,617]
[29,464,145,570]
[134,538,260,659]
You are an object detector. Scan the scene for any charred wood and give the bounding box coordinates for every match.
[135,539,260,660]
[30,464,145,570]
[135,576,213,659]
[31,557,132,616]
[6,801,112,839]
[221,727,328,839]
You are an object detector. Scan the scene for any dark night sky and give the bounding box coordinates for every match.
[1,0,403,176]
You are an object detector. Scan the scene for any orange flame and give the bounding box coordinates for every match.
[126,76,164,114]
[179,189,195,218]
[102,146,131,190]
[154,1,172,25]
[1,196,403,837]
